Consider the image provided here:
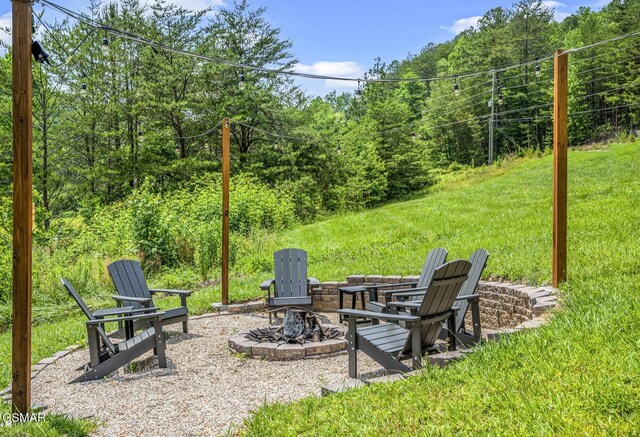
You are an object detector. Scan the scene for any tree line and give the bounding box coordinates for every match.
[1,0,639,226]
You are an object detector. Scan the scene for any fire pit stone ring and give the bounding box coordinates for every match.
[228,309,348,360]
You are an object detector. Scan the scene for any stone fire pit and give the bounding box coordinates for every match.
[228,309,347,360]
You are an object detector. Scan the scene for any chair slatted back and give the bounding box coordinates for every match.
[455,249,489,332]
[416,247,448,288]
[273,248,308,298]
[61,278,116,355]
[108,260,152,311]
[403,260,471,353]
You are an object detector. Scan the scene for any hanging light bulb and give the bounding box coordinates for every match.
[411,131,417,141]
[454,81,461,97]
[80,83,87,97]
[337,143,341,154]
[102,37,110,56]
[535,59,541,78]
[238,69,245,90]
[498,94,504,106]
[138,130,144,142]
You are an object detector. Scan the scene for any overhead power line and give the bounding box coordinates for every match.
[38,0,640,87]
[574,81,640,101]
[501,101,640,123]
[39,0,558,83]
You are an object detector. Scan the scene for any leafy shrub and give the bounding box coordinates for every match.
[196,223,220,279]
[0,196,13,303]
[129,179,177,270]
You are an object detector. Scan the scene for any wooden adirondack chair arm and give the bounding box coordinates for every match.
[86,311,165,326]
[94,306,162,319]
[149,288,192,296]
[386,301,420,310]
[455,294,480,301]
[259,279,275,290]
[361,281,418,291]
[383,285,431,296]
[337,308,420,323]
[93,306,135,318]
[391,291,424,300]
[111,295,153,304]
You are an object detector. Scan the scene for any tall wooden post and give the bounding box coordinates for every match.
[221,118,230,305]
[488,70,496,165]
[553,50,568,287]
[12,0,33,414]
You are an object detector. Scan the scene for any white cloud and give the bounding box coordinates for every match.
[0,12,11,48]
[542,1,572,22]
[542,1,566,8]
[440,16,482,35]
[324,79,358,89]
[295,61,361,77]
[295,61,363,89]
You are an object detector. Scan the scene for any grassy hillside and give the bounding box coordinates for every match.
[241,142,640,435]
[1,142,638,435]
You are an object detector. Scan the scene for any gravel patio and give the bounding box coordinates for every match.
[31,312,379,436]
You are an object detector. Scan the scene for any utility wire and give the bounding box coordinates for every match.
[569,101,640,116]
[575,68,640,88]
[38,0,640,86]
[39,0,558,83]
[573,81,640,101]
[175,119,224,140]
[501,101,640,123]
[38,14,224,143]
[569,37,640,65]
[574,52,640,76]
[498,102,553,116]
[233,121,324,142]
[499,75,553,92]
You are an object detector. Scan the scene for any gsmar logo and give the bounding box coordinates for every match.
[2,412,46,425]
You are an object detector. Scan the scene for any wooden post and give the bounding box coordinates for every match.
[553,50,568,287]
[221,118,230,305]
[488,70,496,165]
[12,0,33,414]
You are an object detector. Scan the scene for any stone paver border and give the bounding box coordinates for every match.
[228,324,347,360]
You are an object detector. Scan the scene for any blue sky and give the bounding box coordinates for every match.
[0,0,612,95]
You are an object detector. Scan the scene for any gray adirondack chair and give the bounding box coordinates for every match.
[363,247,448,310]
[108,259,192,334]
[338,248,448,322]
[61,278,167,383]
[393,249,489,346]
[338,260,471,377]
[259,248,320,323]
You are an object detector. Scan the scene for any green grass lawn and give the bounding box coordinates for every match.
[0,142,638,435]
[0,401,96,436]
[241,142,640,435]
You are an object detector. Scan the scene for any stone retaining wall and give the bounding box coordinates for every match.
[311,275,558,330]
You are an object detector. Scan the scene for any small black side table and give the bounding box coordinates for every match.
[338,286,367,322]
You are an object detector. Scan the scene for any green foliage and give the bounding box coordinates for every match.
[0,196,11,304]
[129,179,178,269]
[5,0,636,231]
[0,402,96,436]
[242,140,640,435]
